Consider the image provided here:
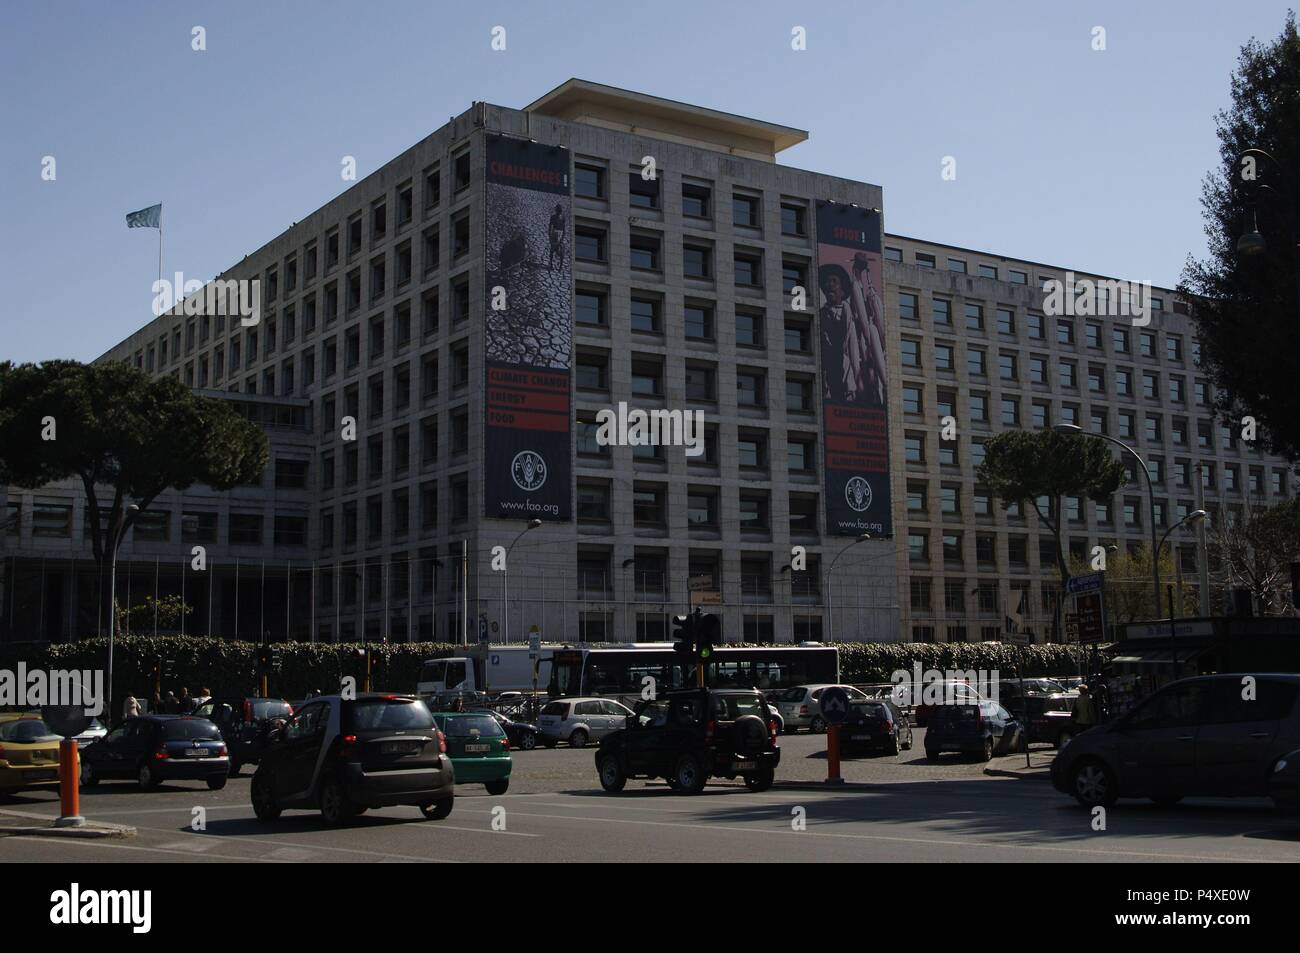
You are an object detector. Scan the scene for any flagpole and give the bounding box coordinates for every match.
[157,211,163,290]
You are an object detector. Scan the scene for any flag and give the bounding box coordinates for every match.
[126,204,161,229]
[1005,590,1024,636]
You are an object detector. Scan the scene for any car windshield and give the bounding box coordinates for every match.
[251,700,293,721]
[779,688,806,702]
[344,698,435,731]
[852,702,888,719]
[935,705,979,723]
[0,718,59,743]
[440,715,503,738]
[162,719,222,741]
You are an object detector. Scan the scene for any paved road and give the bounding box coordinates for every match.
[3,731,1299,863]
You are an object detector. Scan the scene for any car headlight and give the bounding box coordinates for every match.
[1275,759,1288,773]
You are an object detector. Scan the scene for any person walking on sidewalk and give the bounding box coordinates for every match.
[1073,684,1098,732]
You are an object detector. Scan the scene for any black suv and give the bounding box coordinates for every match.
[595,688,780,794]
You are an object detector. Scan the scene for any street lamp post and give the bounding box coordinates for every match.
[107,503,140,724]
[1160,509,1209,674]
[1053,425,1162,617]
[825,533,871,640]
[503,519,541,647]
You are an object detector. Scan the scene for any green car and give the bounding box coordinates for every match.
[432,712,512,795]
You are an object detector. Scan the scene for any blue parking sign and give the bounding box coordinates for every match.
[819,686,851,725]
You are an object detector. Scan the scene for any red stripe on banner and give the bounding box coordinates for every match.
[487,388,571,413]
[824,404,887,436]
[486,408,570,432]
[825,433,888,454]
[488,366,570,393]
[828,451,888,471]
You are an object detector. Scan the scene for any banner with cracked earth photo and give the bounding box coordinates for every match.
[816,200,892,537]
[483,134,572,521]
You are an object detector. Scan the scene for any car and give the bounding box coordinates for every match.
[1053,677,1086,694]
[71,718,107,749]
[1051,673,1300,809]
[193,696,294,774]
[251,692,455,824]
[758,694,786,735]
[433,712,512,795]
[79,715,230,790]
[840,699,913,756]
[1268,748,1300,813]
[777,684,870,733]
[0,713,62,795]
[537,697,635,748]
[924,701,1024,762]
[912,681,987,727]
[477,708,542,751]
[595,688,781,795]
[1015,693,1078,748]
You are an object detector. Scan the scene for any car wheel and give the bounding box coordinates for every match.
[568,728,589,749]
[520,731,537,751]
[318,778,354,825]
[1056,730,1075,750]
[743,768,774,793]
[981,738,995,762]
[485,779,510,796]
[810,715,827,733]
[207,775,227,791]
[137,762,160,789]
[597,755,627,793]
[251,771,281,821]
[665,776,682,791]
[421,796,454,820]
[673,754,706,795]
[79,760,98,787]
[902,728,913,751]
[887,738,900,756]
[1071,759,1118,808]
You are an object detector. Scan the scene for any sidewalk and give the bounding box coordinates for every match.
[0,808,136,839]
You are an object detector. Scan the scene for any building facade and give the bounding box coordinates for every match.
[1,80,1292,645]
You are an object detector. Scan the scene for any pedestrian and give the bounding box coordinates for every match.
[178,687,195,714]
[123,695,141,720]
[162,690,178,714]
[194,687,212,707]
[1074,684,1098,730]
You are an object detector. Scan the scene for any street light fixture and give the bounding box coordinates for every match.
[1053,424,1163,616]
[107,503,140,724]
[1156,509,1209,611]
[825,533,871,640]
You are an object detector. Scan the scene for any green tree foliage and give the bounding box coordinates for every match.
[977,429,1126,584]
[0,359,267,578]
[116,595,194,634]
[1068,545,1197,623]
[1180,13,1300,461]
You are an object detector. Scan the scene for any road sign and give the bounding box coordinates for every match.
[819,686,851,725]
[1009,629,1033,646]
[1064,613,1081,643]
[528,626,541,659]
[1066,572,1105,595]
[1075,591,1107,643]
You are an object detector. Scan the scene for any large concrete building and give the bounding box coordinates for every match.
[2,80,1292,645]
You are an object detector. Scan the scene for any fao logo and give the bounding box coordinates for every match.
[511,450,548,492]
[845,476,873,513]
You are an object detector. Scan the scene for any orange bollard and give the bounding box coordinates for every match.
[826,724,845,785]
[54,739,85,828]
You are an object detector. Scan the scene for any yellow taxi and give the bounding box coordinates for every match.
[0,713,63,794]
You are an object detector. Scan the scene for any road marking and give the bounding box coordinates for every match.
[125,823,459,863]
[26,836,289,863]
[445,804,1281,862]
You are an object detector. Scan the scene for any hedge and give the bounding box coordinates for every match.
[1,635,1093,713]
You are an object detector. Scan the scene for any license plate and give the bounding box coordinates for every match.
[27,769,58,780]
[732,760,756,771]
[465,744,490,753]
[185,748,209,757]
[382,741,419,755]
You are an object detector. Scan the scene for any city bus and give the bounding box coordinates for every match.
[546,643,840,708]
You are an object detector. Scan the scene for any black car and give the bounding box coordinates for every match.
[193,696,294,774]
[251,692,455,825]
[80,716,230,790]
[1013,693,1077,748]
[1051,674,1300,809]
[477,708,542,751]
[840,699,913,756]
[924,701,1023,762]
[595,688,781,795]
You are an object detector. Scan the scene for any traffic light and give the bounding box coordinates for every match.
[696,612,720,660]
[671,614,695,657]
[257,646,274,673]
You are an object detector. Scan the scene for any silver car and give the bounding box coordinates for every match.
[778,684,870,733]
[537,697,635,748]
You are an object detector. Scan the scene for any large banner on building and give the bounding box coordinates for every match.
[483,134,572,521]
[816,200,892,537]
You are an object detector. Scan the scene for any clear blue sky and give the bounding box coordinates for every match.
[2,0,1292,363]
